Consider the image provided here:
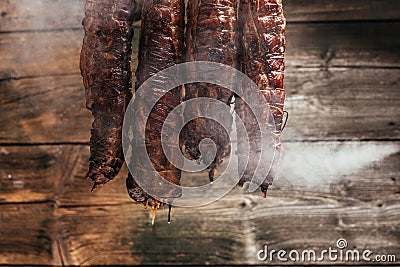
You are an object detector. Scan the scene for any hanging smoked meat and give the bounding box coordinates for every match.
[181,0,239,182]
[80,0,136,190]
[126,0,185,223]
[235,0,286,197]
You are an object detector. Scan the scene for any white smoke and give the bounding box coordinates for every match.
[276,141,399,187]
[12,0,85,31]
[11,1,398,193]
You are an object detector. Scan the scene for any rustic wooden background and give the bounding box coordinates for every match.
[1,0,399,265]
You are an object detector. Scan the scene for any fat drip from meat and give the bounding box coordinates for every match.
[126,0,185,218]
[236,0,286,196]
[181,0,239,182]
[80,0,136,190]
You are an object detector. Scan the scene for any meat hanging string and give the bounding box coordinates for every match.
[80,0,136,190]
[180,0,239,182]
[126,0,186,224]
[235,0,286,197]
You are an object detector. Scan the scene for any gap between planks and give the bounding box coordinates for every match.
[2,65,400,83]
[1,139,399,147]
[2,19,400,35]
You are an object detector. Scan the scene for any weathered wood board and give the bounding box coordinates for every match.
[0,0,85,32]
[1,142,399,206]
[284,0,400,22]
[0,75,90,143]
[0,30,83,80]
[282,67,400,141]
[0,203,62,266]
[1,22,400,81]
[55,198,400,265]
[1,0,400,33]
[0,145,84,203]
[2,192,399,265]
[286,22,400,68]
[1,67,399,144]
[0,0,399,265]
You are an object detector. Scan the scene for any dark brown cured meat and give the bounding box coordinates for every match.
[236,0,286,196]
[126,0,185,218]
[80,0,136,190]
[181,0,239,182]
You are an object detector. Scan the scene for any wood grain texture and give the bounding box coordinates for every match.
[1,142,398,264]
[284,0,400,22]
[55,203,256,265]
[0,145,130,206]
[285,22,400,68]
[1,67,398,143]
[282,67,400,141]
[247,196,400,264]
[1,1,399,265]
[0,145,84,203]
[1,22,399,81]
[1,0,399,33]
[0,0,85,32]
[0,28,140,80]
[0,30,82,80]
[1,142,398,205]
[0,28,141,144]
[0,203,62,265]
[1,200,398,265]
[48,180,400,266]
[0,74,91,143]
[46,141,400,209]
[15,194,400,265]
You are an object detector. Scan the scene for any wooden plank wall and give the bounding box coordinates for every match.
[1,0,399,265]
